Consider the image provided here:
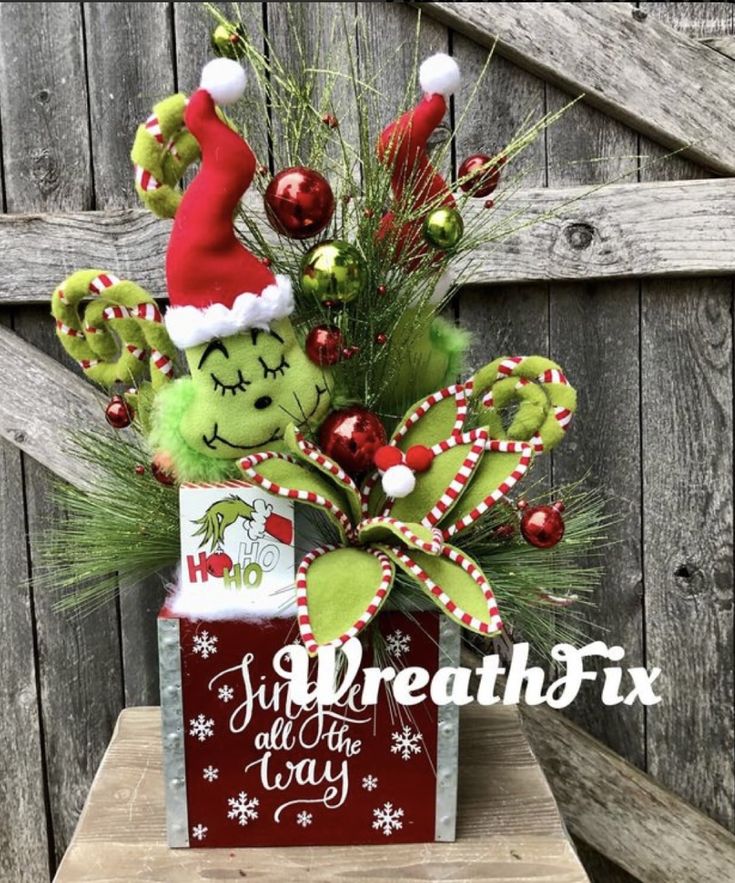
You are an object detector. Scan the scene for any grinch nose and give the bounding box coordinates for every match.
[254,396,273,410]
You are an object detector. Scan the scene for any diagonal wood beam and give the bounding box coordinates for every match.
[0,324,109,489]
[418,1,735,175]
[2,178,735,304]
[459,649,735,883]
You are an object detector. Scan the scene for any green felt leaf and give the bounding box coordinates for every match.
[395,392,462,452]
[285,424,361,526]
[357,518,440,554]
[240,454,352,540]
[379,544,502,637]
[388,434,484,526]
[305,547,393,648]
[439,449,528,536]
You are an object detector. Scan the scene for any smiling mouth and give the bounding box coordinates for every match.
[202,425,283,452]
[202,385,328,452]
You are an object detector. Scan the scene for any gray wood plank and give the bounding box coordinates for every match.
[84,0,175,708]
[640,0,735,836]
[0,3,92,212]
[0,16,51,883]
[0,323,109,488]
[13,308,125,865]
[545,81,644,883]
[0,2,125,866]
[4,174,735,304]
[0,386,51,882]
[418,1,735,175]
[519,692,735,883]
[546,93,645,766]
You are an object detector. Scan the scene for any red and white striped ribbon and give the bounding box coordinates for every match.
[394,545,502,636]
[296,544,393,655]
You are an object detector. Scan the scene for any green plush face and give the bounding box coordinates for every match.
[180,318,332,458]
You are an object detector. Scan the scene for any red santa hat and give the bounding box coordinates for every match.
[376,53,460,264]
[164,59,293,349]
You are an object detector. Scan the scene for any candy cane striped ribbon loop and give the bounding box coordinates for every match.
[468,355,577,453]
[50,269,176,390]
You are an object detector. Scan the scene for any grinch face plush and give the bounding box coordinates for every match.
[145,65,337,483]
[150,319,332,483]
[180,319,331,457]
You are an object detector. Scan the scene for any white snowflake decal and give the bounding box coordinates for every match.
[362,774,379,792]
[202,765,219,782]
[372,802,404,836]
[391,724,423,761]
[386,629,412,658]
[227,791,259,826]
[191,823,208,841]
[296,810,313,827]
[218,684,234,703]
[188,713,214,742]
[192,630,218,659]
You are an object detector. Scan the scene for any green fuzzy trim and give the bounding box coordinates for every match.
[149,379,240,483]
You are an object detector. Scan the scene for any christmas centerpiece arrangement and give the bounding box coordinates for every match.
[42,12,607,848]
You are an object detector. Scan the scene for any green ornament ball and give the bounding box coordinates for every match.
[300,240,366,305]
[211,23,246,59]
[423,206,464,250]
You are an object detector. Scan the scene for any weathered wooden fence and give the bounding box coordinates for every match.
[0,3,733,881]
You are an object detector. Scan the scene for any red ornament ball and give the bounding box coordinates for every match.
[134,464,146,476]
[105,394,133,429]
[264,167,335,240]
[376,284,387,297]
[375,332,388,346]
[151,459,175,486]
[341,345,360,360]
[374,445,403,472]
[207,551,234,578]
[319,407,388,477]
[520,501,565,549]
[322,113,339,129]
[458,153,505,198]
[405,444,434,473]
[306,324,345,366]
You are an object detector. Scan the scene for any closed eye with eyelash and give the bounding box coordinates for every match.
[211,370,251,396]
[259,354,289,379]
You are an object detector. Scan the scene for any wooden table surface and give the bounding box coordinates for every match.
[53,705,588,882]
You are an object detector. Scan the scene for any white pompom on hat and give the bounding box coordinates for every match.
[419,53,461,96]
[200,57,247,105]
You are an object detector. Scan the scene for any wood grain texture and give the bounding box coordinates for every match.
[639,0,735,835]
[418,1,735,175]
[53,705,589,883]
[519,698,735,883]
[545,82,644,883]
[0,434,51,882]
[0,323,109,488]
[546,85,645,765]
[4,175,735,304]
[13,307,125,866]
[0,3,92,212]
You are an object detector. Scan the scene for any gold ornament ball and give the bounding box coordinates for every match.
[300,240,366,305]
[211,23,245,59]
[423,206,464,250]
